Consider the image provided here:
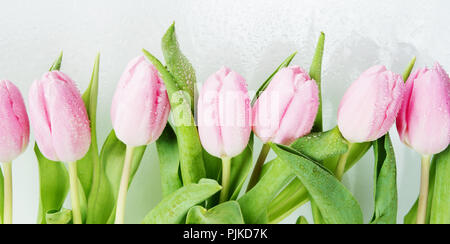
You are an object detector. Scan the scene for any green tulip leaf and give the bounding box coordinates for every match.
[252,52,297,105]
[203,149,222,182]
[0,167,3,224]
[296,216,309,224]
[263,127,348,223]
[36,53,70,224]
[270,143,363,224]
[202,150,222,208]
[370,134,398,224]
[143,49,205,185]
[403,199,418,224]
[78,54,100,200]
[100,130,147,224]
[35,145,70,224]
[156,124,182,197]
[229,136,254,200]
[301,32,328,221]
[402,57,416,82]
[267,142,370,223]
[186,201,245,224]
[142,179,222,224]
[238,158,294,224]
[78,55,116,224]
[49,51,63,71]
[430,146,450,224]
[310,32,325,132]
[46,208,72,224]
[161,23,196,111]
[291,126,348,162]
[240,127,348,224]
[323,142,372,173]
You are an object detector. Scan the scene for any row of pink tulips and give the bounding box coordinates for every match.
[0,54,448,223]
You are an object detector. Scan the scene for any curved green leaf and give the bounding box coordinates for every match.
[78,54,100,199]
[203,149,221,181]
[430,146,450,224]
[102,130,147,223]
[267,178,309,224]
[229,136,254,200]
[202,150,222,208]
[404,199,418,224]
[142,179,222,224]
[267,143,370,223]
[310,32,325,132]
[402,57,416,82]
[161,23,196,111]
[156,125,182,197]
[244,127,348,224]
[49,51,63,71]
[35,145,70,224]
[323,142,372,172]
[143,49,205,185]
[291,127,348,162]
[238,158,294,224]
[83,56,116,224]
[296,216,309,224]
[370,134,398,224]
[186,201,244,224]
[46,208,72,224]
[270,143,363,224]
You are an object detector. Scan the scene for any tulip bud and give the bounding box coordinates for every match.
[0,80,29,162]
[252,66,319,145]
[198,67,252,158]
[29,71,91,162]
[111,56,170,146]
[338,65,405,143]
[396,63,450,155]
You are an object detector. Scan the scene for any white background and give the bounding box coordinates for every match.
[0,0,448,224]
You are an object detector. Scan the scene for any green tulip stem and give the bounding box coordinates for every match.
[68,161,82,224]
[3,162,12,224]
[417,154,432,224]
[246,143,271,192]
[219,157,231,203]
[115,145,135,224]
[335,142,354,180]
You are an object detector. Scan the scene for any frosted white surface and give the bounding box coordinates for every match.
[0,0,448,224]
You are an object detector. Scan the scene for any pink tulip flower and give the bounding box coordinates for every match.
[198,67,252,158]
[0,80,29,163]
[29,71,91,162]
[338,65,405,143]
[111,56,170,146]
[252,66,319,145]
[396,63,450,155]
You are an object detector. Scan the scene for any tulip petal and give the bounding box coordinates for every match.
[338,66,404,143]
[198,69,226,157]
[111,56,170,146]
[273,80,319,145]
[219,71,251,157]
[0,81,29,162]
[45,73,91,162]
[252,68,297,143]
[398,64,450,155]
[29,79,58,161]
